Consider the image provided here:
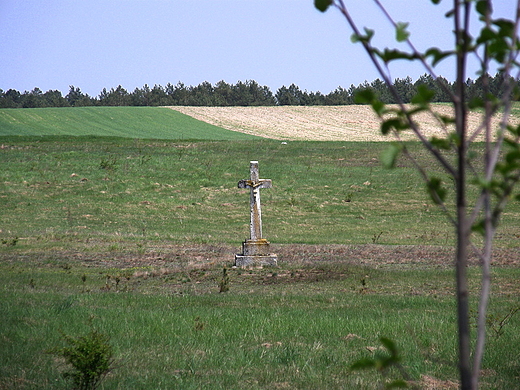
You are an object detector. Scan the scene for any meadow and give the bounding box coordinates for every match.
[1,107,519,389]
[0,106,258,140]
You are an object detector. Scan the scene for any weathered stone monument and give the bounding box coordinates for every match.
[235,161,278,267]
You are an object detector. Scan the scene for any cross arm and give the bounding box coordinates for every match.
[238,179,272,189]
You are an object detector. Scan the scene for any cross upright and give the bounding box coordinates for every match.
[235,161,277,267]
[238,161,272,241]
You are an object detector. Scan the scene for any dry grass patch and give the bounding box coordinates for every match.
[417,375,459,390]
[168,105,513,141]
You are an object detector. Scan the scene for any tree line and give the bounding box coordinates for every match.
[1,73,518,108]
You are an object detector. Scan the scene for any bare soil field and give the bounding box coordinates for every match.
[3,243,519,297]
[168,105,512,141]
[5,244,518,270]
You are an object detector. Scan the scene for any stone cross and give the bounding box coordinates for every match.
[238,161,272,241]
[235,161,277,267]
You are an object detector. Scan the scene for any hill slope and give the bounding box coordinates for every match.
[0,106,260,140]
[2,105,517,141]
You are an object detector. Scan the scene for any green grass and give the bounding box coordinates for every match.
[0,106,259,140]
[1,259,519,389]
[1,137,519,250]
[1,123,520,388]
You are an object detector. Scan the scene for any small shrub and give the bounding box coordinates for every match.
[344,192,354,202]
[139,154,152,165]
[487,306,520,338]
[108,244,120,252]
[48,328,114,390]
[359,275,369,294]
[219,268,230,293]
[81,274,87,292]
[99,156,118,170]
[1,237,18,247]
[372,231,383,244]
[194,316,206,331]
[287,196,297,207]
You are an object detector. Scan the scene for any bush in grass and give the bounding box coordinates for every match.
[48,329,114,390]
[219,267,230,293]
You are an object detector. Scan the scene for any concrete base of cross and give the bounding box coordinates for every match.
[234,254,278,267]
[235,239,278,267]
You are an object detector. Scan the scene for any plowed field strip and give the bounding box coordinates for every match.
[168,105,511,141]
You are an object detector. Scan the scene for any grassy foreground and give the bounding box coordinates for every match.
[1,254,519,389]
[1,134,520,388]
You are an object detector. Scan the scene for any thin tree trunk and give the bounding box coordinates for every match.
[454,95,471,388]
[454,0,472,387]
[455,205,472,389]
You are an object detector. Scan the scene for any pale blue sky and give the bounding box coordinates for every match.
[0,1,516,97]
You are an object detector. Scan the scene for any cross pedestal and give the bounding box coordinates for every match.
[235,161,278,267]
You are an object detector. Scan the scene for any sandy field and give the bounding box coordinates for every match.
[168,105,512,142]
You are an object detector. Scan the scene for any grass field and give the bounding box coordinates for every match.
[2,257,519,389]
[1,107,520,389]
[0,106,259,140]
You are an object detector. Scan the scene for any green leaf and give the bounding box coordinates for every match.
[503,137,518,148]
[381,119,400,135]
[505,149,520,164]
[472,220,485,235]
[354,88,377,104]
[411,84,435,105]
[354,88,389,117]
[351,358,376,370]
[406,105,429,116]
[488,38,509,63]
[396,22,410,42]
[375,49,415,63]
[371,99,387,116]
[476,1,490,17]
[507,124,520,137]
[381,143,402,168]
[381,118,409,135]
[475,177,494,190]
[438,114,456,126]
[476,27,497,45]
[495,161,509,175]
[314,0,333,12]
[386,379,409,389]
[426,177,447,204]
[425,47,454,66]
[364,27,375,40]
[468,96,485,109]
[494,19,515,38]
[431,0,441,4]
[380,337,398,356]
[351,27,375,44]
[430,136,452,150]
